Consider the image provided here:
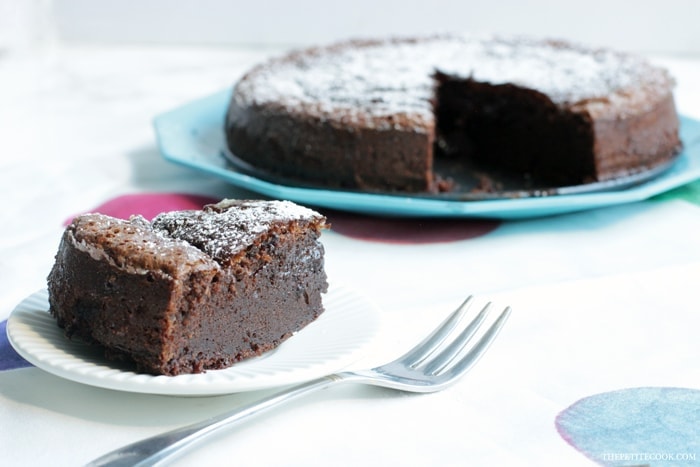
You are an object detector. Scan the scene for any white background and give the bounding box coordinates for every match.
[2,0,700,55]
[2,2,700,466]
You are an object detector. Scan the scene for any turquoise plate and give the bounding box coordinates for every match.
[153,89,700,219]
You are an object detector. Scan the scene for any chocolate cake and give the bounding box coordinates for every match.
[47,199,329,376]
[225,35,681,193]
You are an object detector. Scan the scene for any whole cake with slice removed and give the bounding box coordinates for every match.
[47,199,329,376]
[226,35,681,193]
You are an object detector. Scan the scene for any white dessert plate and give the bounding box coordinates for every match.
[153,89,700,219]
[6,285,381,396]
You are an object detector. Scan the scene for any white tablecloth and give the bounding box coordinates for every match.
[1,44,699,466]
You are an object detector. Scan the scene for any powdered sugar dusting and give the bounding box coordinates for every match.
[152,199,324,263]
[70,200,324,274]
[235,35,672,124]
[70,213,217,279]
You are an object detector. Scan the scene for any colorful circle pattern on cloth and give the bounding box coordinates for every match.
[64,192,219,224]
[0,320,32,371]
[555,387,700,466]
[323,209,501,244]
[653,179,700,206]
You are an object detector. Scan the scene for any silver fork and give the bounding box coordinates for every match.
[87,297,511,467]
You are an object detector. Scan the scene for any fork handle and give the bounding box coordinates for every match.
[86,375,344,467]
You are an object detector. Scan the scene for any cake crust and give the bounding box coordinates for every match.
[225,35,681,192]
[47,199,329,376]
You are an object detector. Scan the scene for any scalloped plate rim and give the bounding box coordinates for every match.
[153,89,700,219]
[6,284,381,396]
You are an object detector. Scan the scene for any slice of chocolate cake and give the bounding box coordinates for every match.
[47,199,329,376]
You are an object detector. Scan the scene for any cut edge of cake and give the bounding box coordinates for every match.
[47,199,329,376]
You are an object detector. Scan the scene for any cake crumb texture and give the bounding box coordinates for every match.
[47,199,329,376]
